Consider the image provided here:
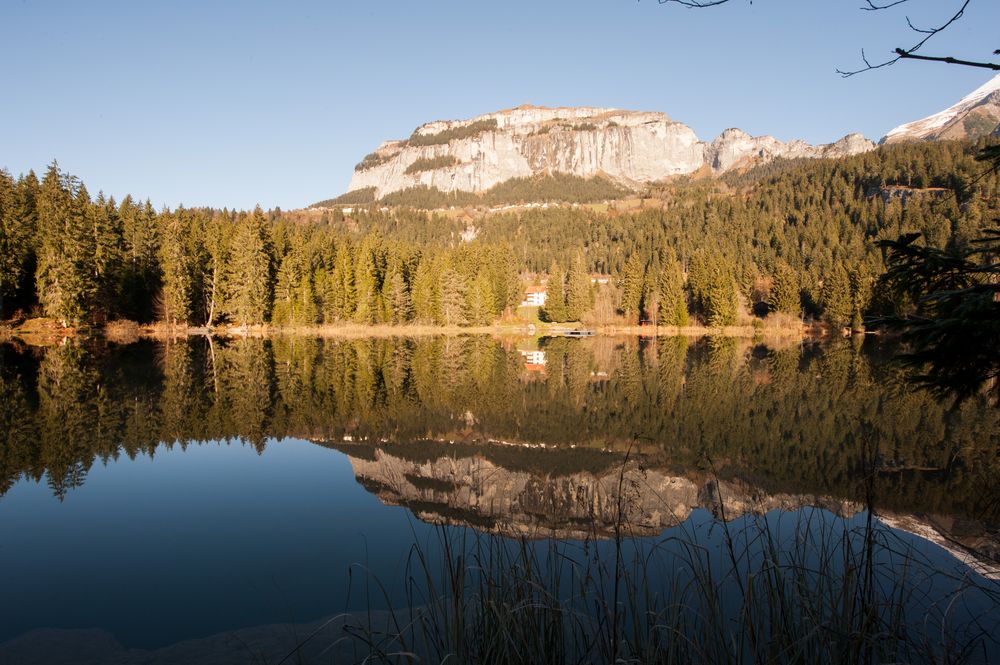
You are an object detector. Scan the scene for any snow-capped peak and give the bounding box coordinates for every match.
[883,73,1000,143]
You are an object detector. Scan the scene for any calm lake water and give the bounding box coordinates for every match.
[0,335,998,663]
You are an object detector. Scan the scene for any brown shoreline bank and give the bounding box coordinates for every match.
[1,316,852,346]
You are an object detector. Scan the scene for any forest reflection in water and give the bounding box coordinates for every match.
[1,333,999,662]
[1,334,997,533]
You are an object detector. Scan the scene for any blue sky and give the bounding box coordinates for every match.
[1,0,997,210]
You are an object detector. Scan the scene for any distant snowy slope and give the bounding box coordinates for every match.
[883,74,1000,143]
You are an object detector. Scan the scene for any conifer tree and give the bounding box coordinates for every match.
[411,257,440,323]
[91,192,124,317]
[159,212,195,325]
[226,206,275,325]
[439,268,468,326]
[35,164,98,326]
[704,255,738,327]
[353,232,385,324]
[0,170,33,318]
[821,264,853,327]
[119,196,161,322]
[619,253,644,322]
[201,215,230,327]
[564,254,592,322]
[657,248,688,326]
[486,244,522,315]
[541,261,567,323]
[769,262,800,316]
[466,271,495,325]
[386,269,412,324]
[327,240,356,321]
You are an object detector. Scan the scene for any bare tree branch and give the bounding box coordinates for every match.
[894,49,1000,71]
[656,0,1000,76]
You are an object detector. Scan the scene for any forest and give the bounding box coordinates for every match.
[0,138,997,329]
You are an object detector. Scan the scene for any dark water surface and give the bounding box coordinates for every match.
[0,335,997,661]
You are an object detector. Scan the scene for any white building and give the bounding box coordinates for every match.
[520,287,547,307]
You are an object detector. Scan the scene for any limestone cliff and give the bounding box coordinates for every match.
[347,106,875,198]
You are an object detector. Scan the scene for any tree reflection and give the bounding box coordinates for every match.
[0,335,996,524]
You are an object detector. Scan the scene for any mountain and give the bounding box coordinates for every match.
[346,106,875,199]
[882,74,1000,144]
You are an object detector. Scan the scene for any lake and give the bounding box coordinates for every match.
[0,335,998,664]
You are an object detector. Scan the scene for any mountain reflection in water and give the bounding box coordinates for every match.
[0,334,997,661]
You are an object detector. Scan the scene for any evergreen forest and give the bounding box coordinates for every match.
[0,139,997,329]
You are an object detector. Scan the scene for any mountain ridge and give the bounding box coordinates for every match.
[346,106,876,199]
[882,74,1000,144]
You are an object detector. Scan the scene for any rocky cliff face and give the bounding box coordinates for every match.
[347,106,875,198]
[883,74,1000,144]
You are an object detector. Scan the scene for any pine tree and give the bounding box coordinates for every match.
[159,212,195,325]
[386,269,412,324]
[439,268,468,326]
[411,256,440,323]
[353,232,385,324]
[821,264,853,327]
[119,196,161,322]
[35,164,98,326]
[201,215,230,327]
[564,254,592,322]
[327,240,356,321]
[657,248,688,326]
[703,255,737,327]
[466,271,495,325]
[541,261,567,323]
[226,206,275,325]
[272,247,302,325]
[91,192,124,318]
[0,170,33,318]
[619,253,644,322]
[769,262,800,316]
[486,244,522,314]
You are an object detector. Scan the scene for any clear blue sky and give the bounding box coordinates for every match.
[1,0,997,210]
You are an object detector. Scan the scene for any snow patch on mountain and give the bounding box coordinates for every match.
[883,74,1000,143]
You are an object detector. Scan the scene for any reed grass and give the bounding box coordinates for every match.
[318,495,1000,665]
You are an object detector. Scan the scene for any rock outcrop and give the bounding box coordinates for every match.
[882,73,1000,144]
[347,106,875,199]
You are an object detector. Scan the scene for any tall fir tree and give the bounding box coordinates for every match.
[769,262,801,316]
[439,267,468,326]
[91,192,124,318]
[411,256,440,323]
[226,206,275,325]
[159,212,195,325]
[657,248,689,326]
[386,269,413,324]
[0,170,34,318]
[353,232,385,324]
[564,254,593,322]
[327,240,356,321]
[821,264,853,327]
[35,164,98,326]
[541,261,567,323]
[466,271,496,325]
[619,253,644,322]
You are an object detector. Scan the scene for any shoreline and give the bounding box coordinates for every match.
[1,317,849,345]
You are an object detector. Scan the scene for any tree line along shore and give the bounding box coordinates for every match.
[0,139,996,337]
